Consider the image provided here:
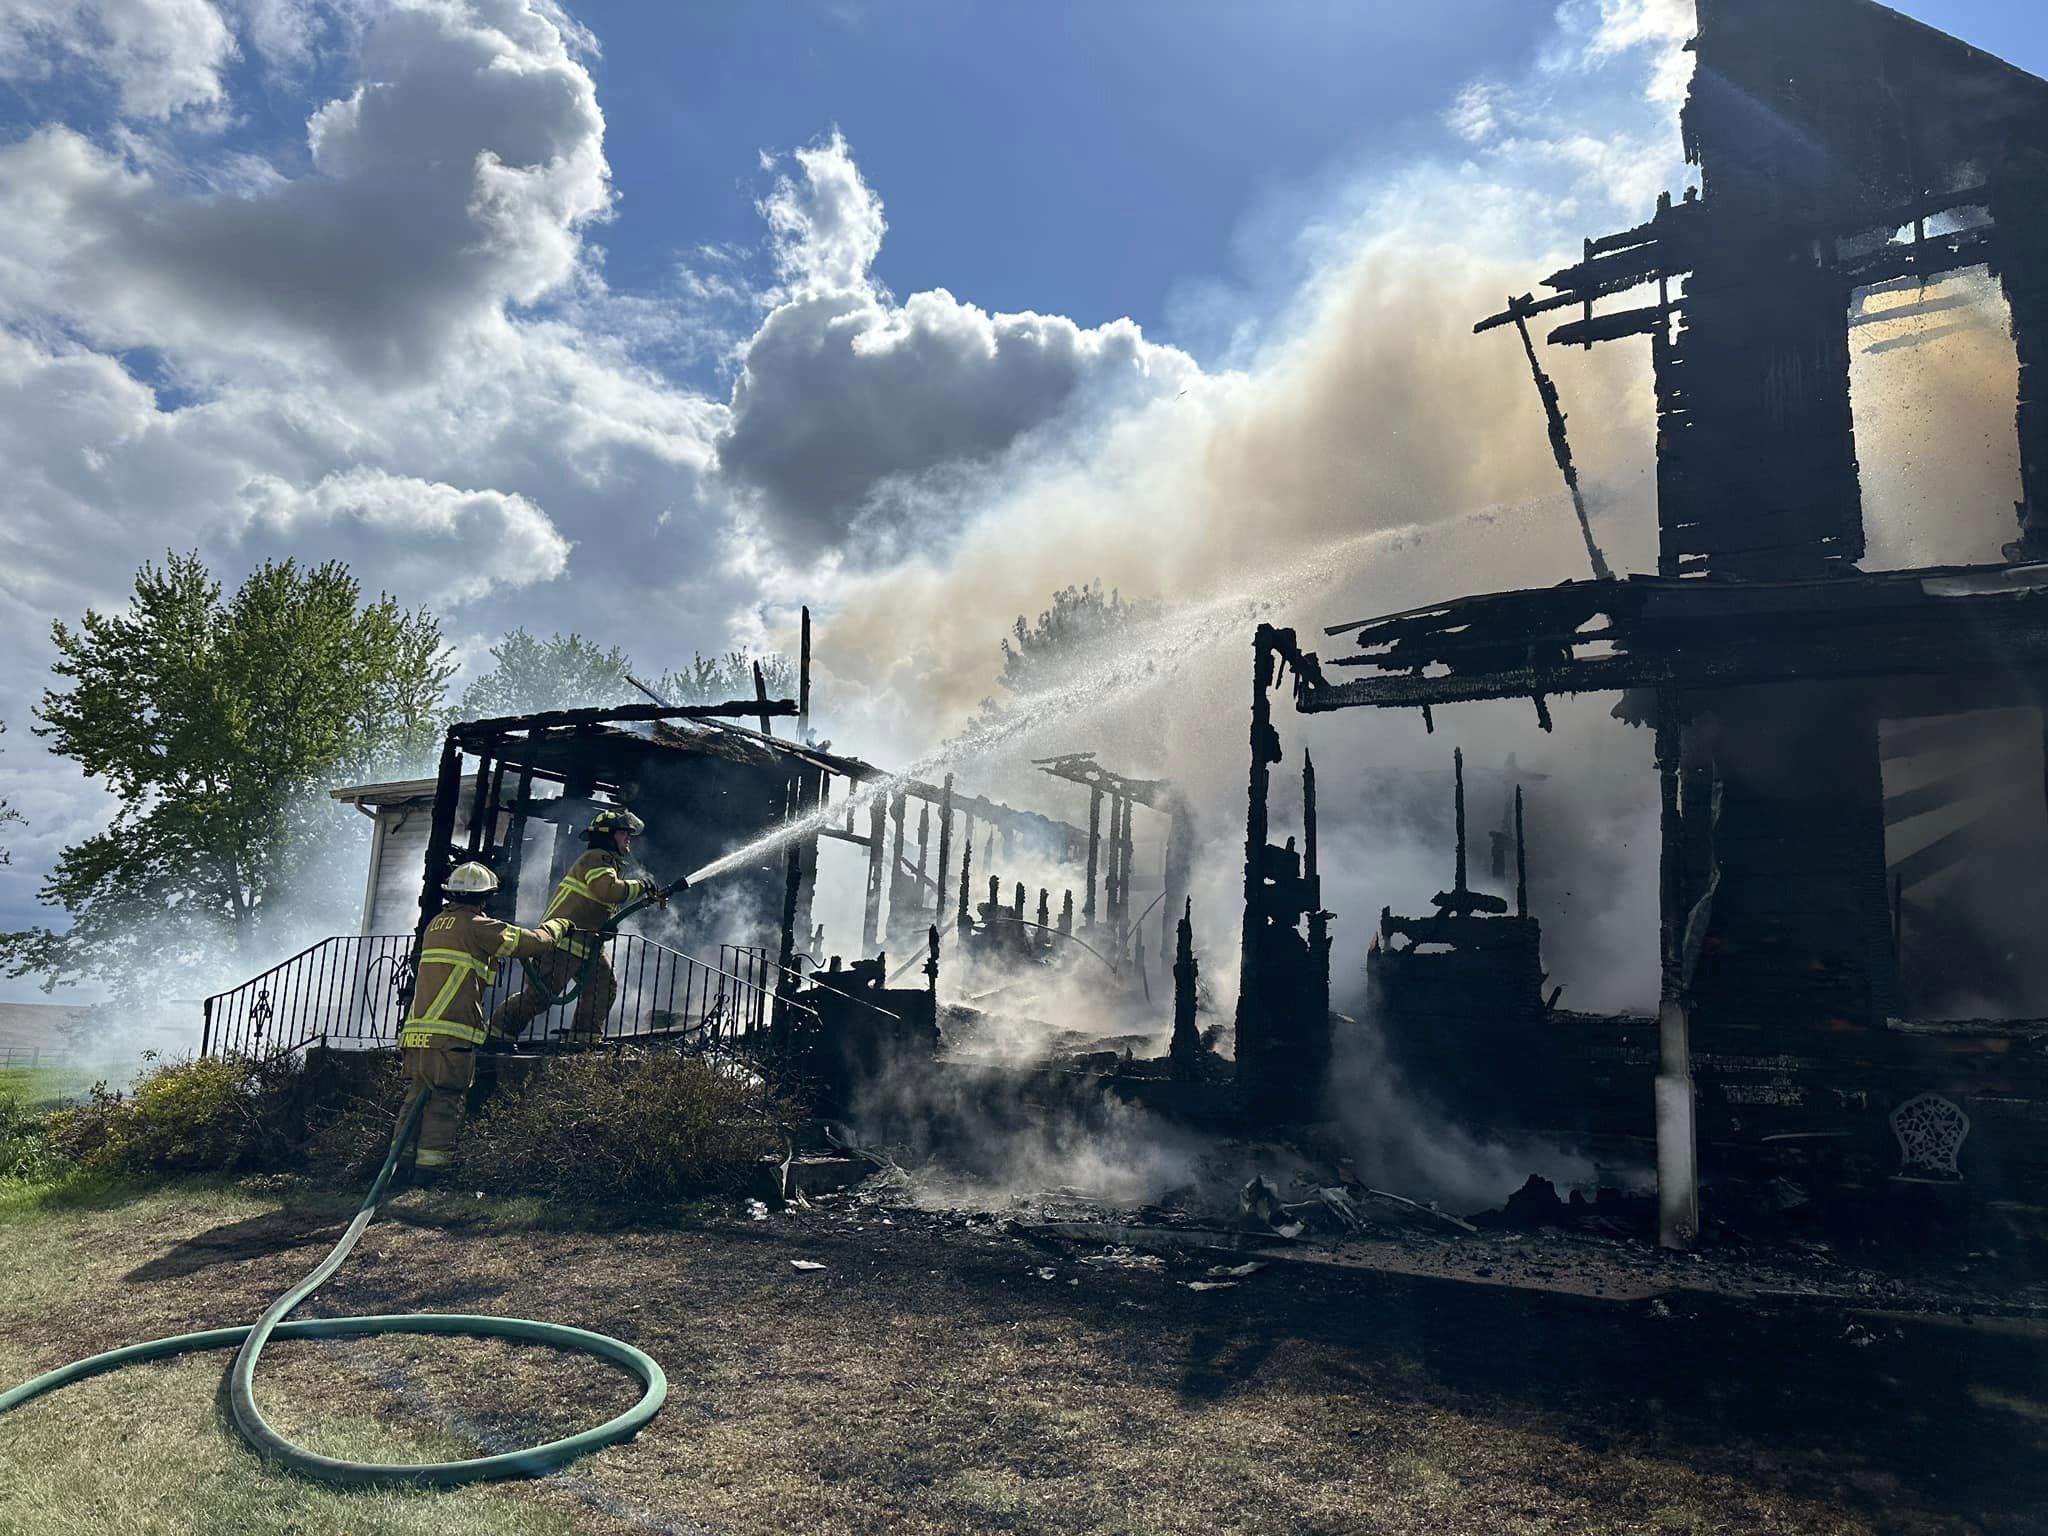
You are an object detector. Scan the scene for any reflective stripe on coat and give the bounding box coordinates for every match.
[541,850,647,955]
[403,904,563,1043]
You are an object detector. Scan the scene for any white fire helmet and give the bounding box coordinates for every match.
[444,861,500,897]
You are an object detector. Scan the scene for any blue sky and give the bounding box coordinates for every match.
[5,2,2037,382]
[0,0,2044,1005]
[475,0,2048,373]
[574,0,1554,359]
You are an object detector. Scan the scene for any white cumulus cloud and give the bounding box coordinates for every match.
[0,0,612,379]
[715,132,1201,564]
[238,467,571,608]
[0,0,238,119]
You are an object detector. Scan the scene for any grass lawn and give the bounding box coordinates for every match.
[0,1063,129,1110]
[3,1172,2045,1535]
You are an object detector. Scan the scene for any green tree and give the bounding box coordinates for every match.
[974,581,1160,725]
[453,629,637,719]
[0,553,453,993]
[0,718,21,866]
[452,629,796,719]
[652,650,797,707]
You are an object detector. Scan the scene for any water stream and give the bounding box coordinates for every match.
[681,526,1400,888]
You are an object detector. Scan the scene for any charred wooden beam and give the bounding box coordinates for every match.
[957,820,974,928]
[1171,900,1201,1082]
[798,605,812,740]
[934,774,954,918]
[752,661,774,737]
[1083,786,1102,930]
[862,796,887,954]
[1304,566,2048,714]
[1509,296,1613,580]
[452,698,797,740]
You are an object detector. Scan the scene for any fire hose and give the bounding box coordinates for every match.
[0,1084,668,1486]
[517,876,690,1010]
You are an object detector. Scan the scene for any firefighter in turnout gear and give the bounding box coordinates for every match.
[402,861,569,1175]
[490,807,663,1045]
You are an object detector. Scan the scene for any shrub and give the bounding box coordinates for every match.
[461,1048,793,1204]
[0,1093,68,1182]
[301,1056,413,1184]
[43,1055,298,1176]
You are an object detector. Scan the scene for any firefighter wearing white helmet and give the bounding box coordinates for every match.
[401,860,570,1175]
[490,806,663,1046]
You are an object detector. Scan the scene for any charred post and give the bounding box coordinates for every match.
[1514,783,1528,920]
[935,773,954,919]
[957,826,974,932]
[752,661,773,737]
[1234,626,1333,1119]
[798,604,812,741]
[862,794,887,955]
[1101,794,1122,941]
[915,801,931,907]
[773,774,805,1058]
[1118,791,1137,949]
[888,790,910,943]
[1084,786,1103,929]
[413,733,466,979]
[1452,747,1467,895]
[1510,297,1612,581]
[1304,752,1330,1042]
[1171,899,1200,1081]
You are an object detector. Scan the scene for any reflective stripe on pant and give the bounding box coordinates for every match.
[402,1039,476,1165]
[489,948,617,1042]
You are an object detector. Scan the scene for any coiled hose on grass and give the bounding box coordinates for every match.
[0,1086,667,1487]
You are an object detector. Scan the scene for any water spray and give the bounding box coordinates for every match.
[684,526,1400,891]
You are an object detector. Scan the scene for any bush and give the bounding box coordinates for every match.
[301,1056,413,1184]
[461,1049,793,1204]
[44,1055,299,1176]
[0,1093,69,1182]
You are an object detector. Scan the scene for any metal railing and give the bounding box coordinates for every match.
[201,932,808,1059]
[202,935,415,1058]
[718,944,775,1038]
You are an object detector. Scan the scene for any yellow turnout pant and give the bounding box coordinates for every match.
[402,1038,476,1167]
[489,947,616,1042]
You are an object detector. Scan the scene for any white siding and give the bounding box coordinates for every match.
[364,787,473,934]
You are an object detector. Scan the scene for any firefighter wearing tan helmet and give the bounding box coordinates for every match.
[401,860,570,1176]
[490,806,664,1046]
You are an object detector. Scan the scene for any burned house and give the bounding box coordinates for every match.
[204,634,1106,1085]
[1235,0,2048,1243]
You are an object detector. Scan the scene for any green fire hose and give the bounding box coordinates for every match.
[0,1085,668,1487]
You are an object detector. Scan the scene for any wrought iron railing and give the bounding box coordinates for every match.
[201,932,807,1059]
